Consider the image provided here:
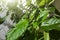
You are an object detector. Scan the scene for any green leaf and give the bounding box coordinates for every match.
[29,9,37,21]
[39,0,45,6]
[38,0,52,6]
[41,18,60,31]
[41,9,49,22]
[6,19,29,40]
[49,7,55,12]
[32,20,38,30]
[36,8,49,22]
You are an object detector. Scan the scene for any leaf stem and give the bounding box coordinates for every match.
[44,31,50,40]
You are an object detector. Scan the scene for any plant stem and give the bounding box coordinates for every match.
[44,31,50,40]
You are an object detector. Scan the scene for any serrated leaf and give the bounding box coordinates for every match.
[6,19,29,40]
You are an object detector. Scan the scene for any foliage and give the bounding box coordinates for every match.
[6,19,29,40]
[0,0,59,40]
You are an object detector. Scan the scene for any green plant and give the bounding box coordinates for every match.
[6,0,60,40]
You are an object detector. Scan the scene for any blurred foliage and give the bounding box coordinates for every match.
[6,0,60,40]
[6,19,29,40]
[0,0,60,40]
